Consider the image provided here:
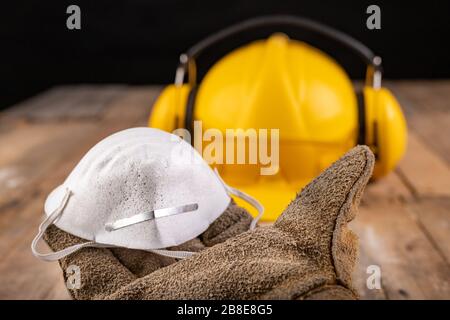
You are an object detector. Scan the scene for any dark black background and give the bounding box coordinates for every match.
[1,0,449,110]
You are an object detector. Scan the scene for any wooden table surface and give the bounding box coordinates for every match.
[0,82,449,300]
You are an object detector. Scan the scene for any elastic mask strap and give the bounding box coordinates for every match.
[32,190,198,261]
[31,188,108,262]
[214,168,264,230]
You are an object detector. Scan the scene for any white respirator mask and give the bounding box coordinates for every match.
[31,127,263,261]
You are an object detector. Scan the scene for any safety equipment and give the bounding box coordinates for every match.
[31,127,263,261]
[149,15,407,220]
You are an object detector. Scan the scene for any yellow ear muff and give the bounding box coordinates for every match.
[149,16,408,222]
[148,84,191,132]
[363,86,408,178]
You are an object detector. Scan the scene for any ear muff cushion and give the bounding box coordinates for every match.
[149,85,191,132]
[363,87,407,178]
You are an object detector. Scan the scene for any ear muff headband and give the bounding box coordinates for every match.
[184,86,199,136]
[185,15,382,77]
[176,15,383,146]
[356,91,367,146]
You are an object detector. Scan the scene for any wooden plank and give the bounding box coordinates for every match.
[353,244,388,300]
[386,80,450,164]
[0,200,71,299]
[1,87,72,119]
[386,80,450,113]
[354,171,413,299]
[407,197,450,265]
[352,201,450,299]
[104,86,161,122]
[0,87,65,135]
[0,122,76,167]
[363,171,413,204]
[3,85,127,122]
[397,132,450,198]
[0,87,157,299]
[0,122,99,212]
[45,279,71,300]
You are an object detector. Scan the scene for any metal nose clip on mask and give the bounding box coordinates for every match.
[31,127,263,261]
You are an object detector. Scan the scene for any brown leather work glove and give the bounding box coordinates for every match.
[44,145,374,300]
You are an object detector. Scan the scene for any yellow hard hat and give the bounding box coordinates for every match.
[149,16,407,220]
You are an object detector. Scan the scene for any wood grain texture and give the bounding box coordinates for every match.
[0,82,449,300]
[407,198,450,265]
[353,202,450,300]
[386,80,450,165]
[3,85,128,122]
[397,132,450,198]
